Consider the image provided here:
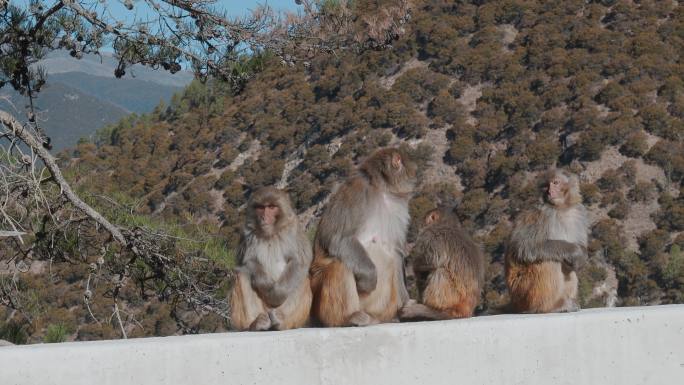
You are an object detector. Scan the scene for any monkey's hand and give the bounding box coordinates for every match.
[260,258,302,308]
[251,269,276,299]
[354,264,377,294]
[563,244,588,270]
[260,286,288,308]
[332,237,377,294]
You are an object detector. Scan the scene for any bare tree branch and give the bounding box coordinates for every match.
[0,109,127,246]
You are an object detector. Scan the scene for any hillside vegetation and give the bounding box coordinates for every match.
[3,0,683,342]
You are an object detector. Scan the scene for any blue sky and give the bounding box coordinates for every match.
[108,0,302,21]
[12,0,303,54]
[13,0,302,19]
[214,0,301,16]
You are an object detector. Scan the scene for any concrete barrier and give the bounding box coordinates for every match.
[1,305,683,385]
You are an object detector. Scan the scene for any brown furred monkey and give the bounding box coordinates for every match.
[230,187,313,331]
[400,207,485,320]
[310,147,417,327]
[505,169,589,313]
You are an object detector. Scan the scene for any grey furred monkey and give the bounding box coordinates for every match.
[230,187,312,331]
[310,147,417,327]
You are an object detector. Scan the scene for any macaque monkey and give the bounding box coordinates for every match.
[400,207,485,320]
[310,147,417,327]
[505,169,589,313]
[230,187,313,331]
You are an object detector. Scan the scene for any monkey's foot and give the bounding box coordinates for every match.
[249,313,272,331]
[348,311,379,327]
[557,299,580,313]
[398,303,419,319]
[267,310,283,330]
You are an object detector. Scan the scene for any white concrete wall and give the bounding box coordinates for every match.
[1,305,683,385]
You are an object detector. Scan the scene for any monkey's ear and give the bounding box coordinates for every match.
[425,210,440,225]
[391,152,403,169]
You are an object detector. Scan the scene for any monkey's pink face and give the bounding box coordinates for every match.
[255,204,280,226]
[547,176,567,205]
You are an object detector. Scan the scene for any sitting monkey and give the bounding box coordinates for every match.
[230,187,313,331]
[310,147,417,327]
[505,169,588,313]
[401,207,485,320]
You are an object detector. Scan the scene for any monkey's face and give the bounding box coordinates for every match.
[546,173,569,206]
[386,150,417,195]
[255,202,280,227]
[246,187,294,238]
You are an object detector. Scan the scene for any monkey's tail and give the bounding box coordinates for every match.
[479,303,515,316]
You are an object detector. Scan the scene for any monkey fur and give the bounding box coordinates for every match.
[400,207,485,320]
[310,147,417,327]
[505,169,589,314]
[230,187,313,331]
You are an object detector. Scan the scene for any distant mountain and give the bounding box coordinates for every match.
[49,72,184,114]
[0,82,129,151]
[36,51,194,88]
[0,50,194,151]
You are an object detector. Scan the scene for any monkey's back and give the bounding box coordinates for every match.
[315,176,370,245]
[413,224,485,315]
[505,255,566,313]
[413,225,485,286]
[505,204,586,313]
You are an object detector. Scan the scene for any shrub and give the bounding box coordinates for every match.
[44,323,70,343]
[597,169,623,192]
[592,219,626,263]
[628,181,654,203]
[619,130,648,158]
[427,90,466,126]
[660,245,684,290]
[526,135,561,170]
[639,229,671,259]
[457,188,489,221]
[392,67,450,104]
[640,104,671,137]
[575,130,605,161]
[0,321,29,345]
[608,199,629,219]
[580,183,601,205]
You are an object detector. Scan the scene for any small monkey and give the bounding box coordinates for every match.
[310,147,417,327]
[230,187,313,331]
[505,169,588,313]
[400,207,485,320]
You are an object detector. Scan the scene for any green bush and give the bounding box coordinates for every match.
[619,131,648,158]
[44,323,71,343]
[0,321,28,345]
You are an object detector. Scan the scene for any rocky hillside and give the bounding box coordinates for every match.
[3,0,683,343]
[71,0,684,306]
